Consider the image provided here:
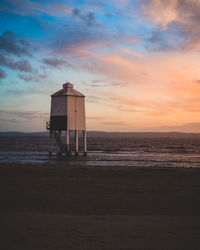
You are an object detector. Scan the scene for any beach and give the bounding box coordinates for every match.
[1,163,200,249]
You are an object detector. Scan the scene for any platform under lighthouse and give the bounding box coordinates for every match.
[46,82,87,156]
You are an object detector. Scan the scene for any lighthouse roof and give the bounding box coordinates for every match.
[51,82,85,97]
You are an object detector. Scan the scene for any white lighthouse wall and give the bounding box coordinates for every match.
[51,96,67,117]
[67,96,86,130]
[75,97,86,130]
[67,96,76,130]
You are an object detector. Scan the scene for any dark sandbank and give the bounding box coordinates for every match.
[0,163,200,249]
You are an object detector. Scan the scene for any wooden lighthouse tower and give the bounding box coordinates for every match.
[46,82,87,156]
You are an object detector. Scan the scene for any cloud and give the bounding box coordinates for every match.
[0,110,49,121]
[83,49,200,123]
[0,31,34,74]
[81,53,147,83]
[72,8,96,25]
[48,10,139,60]
[87,116,105,120]
[145,29,180,51]
[18,74,47,82]
[52,24,105,54]
[0,54,33,73]
[0,118,20,124]
[86,79,127,87]
[54,4,72,15]
[0,68,6,79]
[100,121,128,126]
[0,0,60,17]
[11,60,33,72]
[193,79,200,85]
[42,57,72,68]
[0,31,31,56]
[141,0,178,30]
[141,0,200,51]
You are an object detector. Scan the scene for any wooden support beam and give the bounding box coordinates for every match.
[66,130,70,155]
[75,130,79,156]
[58,131,62,155]
[83,130,87,156]
[49,131,53,156]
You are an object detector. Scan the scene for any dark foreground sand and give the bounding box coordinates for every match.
[0,163,200,250]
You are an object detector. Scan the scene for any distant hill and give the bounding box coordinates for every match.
[0,131,49,137]
[1,131,200,139]
[87,131,200,138]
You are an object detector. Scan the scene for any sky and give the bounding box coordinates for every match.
[1,0,200,132]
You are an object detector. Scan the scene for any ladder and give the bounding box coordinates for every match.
[52,130,67,153]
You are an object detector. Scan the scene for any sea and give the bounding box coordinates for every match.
[1,135,200,168]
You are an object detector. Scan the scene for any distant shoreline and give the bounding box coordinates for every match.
[2,131,200,138]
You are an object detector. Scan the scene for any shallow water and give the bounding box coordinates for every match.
[0,150,200,168]
[1,136,200,167]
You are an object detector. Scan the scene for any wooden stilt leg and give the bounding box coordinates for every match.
[66,130,70,155]
[75,130,78,156]
[57,131,62,156]
[83,130,87,156]
[49,131,53,156]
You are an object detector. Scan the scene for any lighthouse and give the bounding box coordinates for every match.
[46,82,87,156]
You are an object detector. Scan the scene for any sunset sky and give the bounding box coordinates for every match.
[1,0,200,132]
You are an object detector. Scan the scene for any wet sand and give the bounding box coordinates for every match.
[0,163,200,249]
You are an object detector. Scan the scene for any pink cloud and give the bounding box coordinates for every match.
[141,0,200,51]
[53,4,72,15]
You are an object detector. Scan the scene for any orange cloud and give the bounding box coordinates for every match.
[81,48,200,130]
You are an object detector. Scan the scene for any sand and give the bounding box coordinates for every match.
[0,163,200,249]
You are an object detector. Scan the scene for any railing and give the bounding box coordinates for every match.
[46,121,50,130]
